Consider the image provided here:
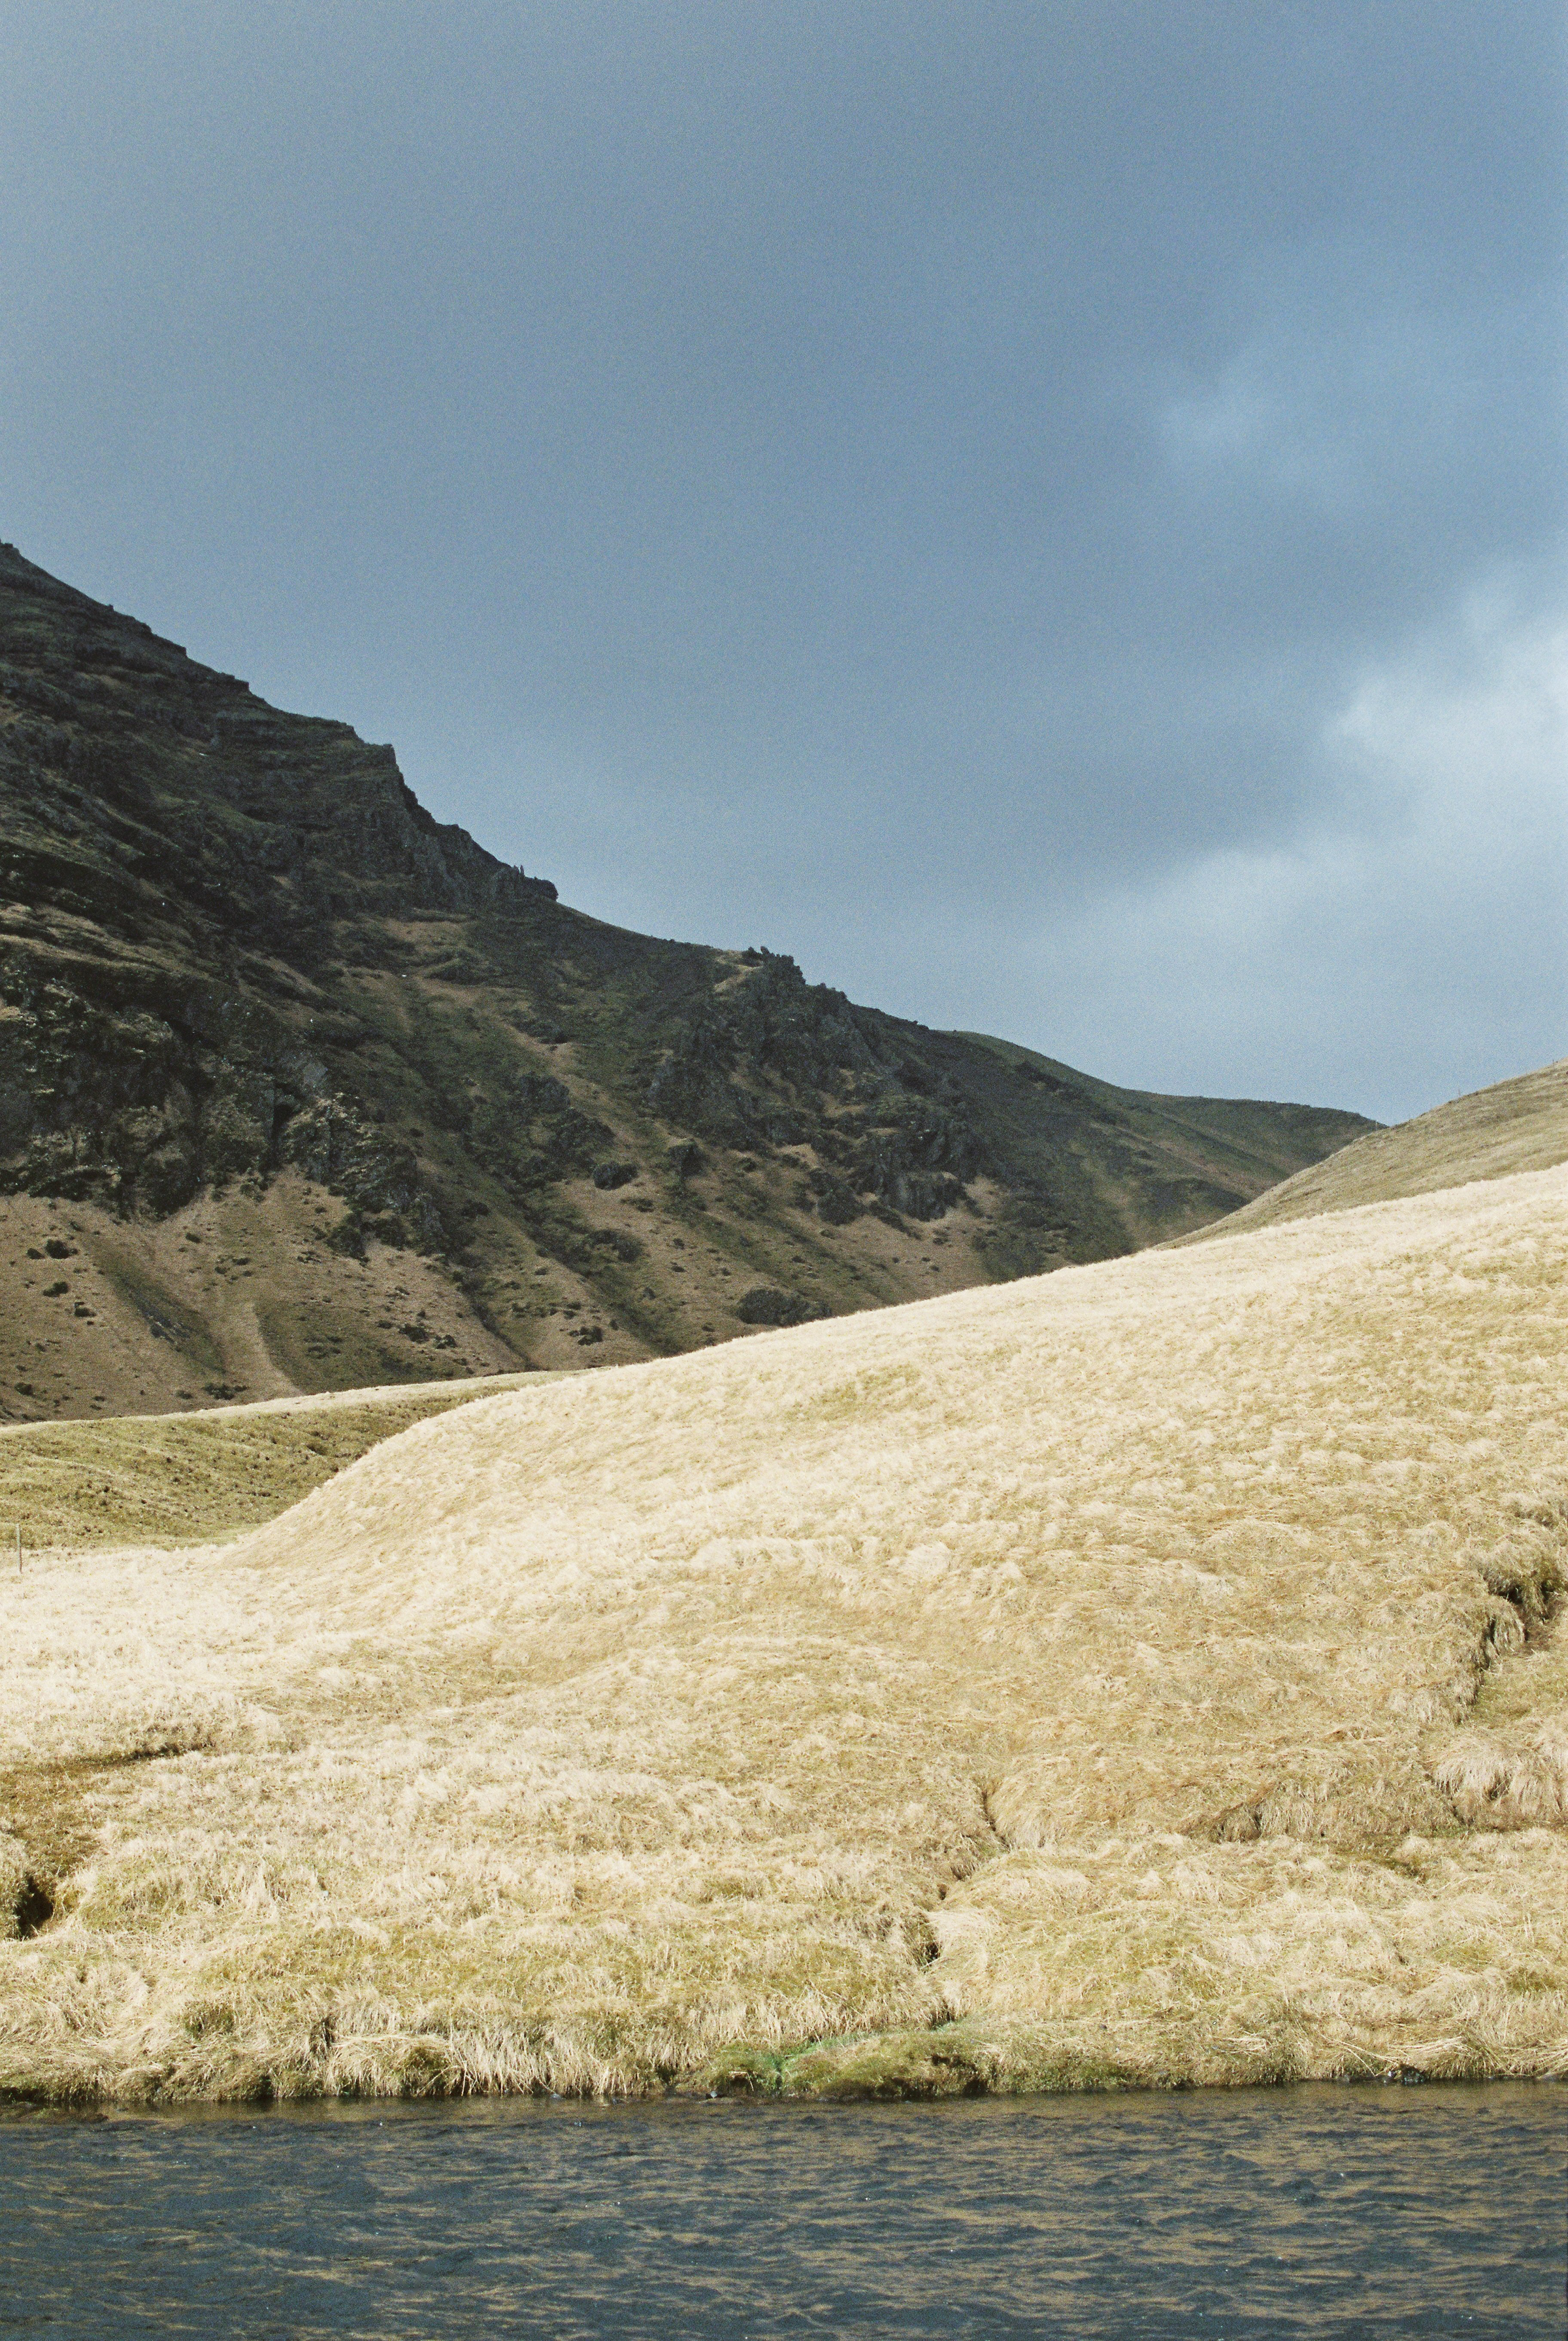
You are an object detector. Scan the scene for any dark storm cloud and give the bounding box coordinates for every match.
[2,1,1563,1116]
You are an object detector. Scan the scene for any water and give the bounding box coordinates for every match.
[1,2084,1563,2338]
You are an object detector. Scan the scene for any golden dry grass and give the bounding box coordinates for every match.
[1184,1055,1568,1241]
[0,1373,538,1549]
[1,1163,1565,2103]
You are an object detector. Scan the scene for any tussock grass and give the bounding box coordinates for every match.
[0,1375,537,1548]
[1186,1054,1568,1240]
[1,1168,1566,2102]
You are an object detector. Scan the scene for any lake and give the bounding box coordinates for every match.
[1,2083,1562,2338]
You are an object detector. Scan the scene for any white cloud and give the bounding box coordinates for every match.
[1006,580,1567,1117]
[1156,295,1504,519]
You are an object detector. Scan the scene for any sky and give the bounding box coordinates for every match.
[1,2,1563,1122]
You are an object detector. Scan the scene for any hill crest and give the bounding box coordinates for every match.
[1179,1055,1568,1243]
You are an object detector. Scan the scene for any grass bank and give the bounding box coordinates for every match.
[2,1171,1565,2103]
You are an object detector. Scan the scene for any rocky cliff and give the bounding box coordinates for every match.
[0,542,1375,1418]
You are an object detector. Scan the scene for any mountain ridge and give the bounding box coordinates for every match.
[0,540,1375,1418]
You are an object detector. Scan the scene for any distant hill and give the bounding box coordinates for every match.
[0,542,1373,1418]
[1179,1056,1568,1244]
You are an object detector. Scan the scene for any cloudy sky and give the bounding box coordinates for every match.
[3,3,1563,1121]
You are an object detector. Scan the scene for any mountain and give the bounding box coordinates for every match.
[1178,1056,1568,1243]
[0,542,1373,1418]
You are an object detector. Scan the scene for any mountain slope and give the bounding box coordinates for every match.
[1179,1056,1568,1244]
[0,541,1373,1417]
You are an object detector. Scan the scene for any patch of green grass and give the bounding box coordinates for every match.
[0,1380,533,1548]
[679,2022,1143,2101]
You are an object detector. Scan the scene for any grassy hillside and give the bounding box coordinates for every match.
[952,1034,1376,1252]
[2,1160,1563,2102]
[1182,1056,1568,1243]
[0,1373,535,1549]
[0,542,1371,1418]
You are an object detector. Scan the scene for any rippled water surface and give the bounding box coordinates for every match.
[1,2084,1563,2338]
